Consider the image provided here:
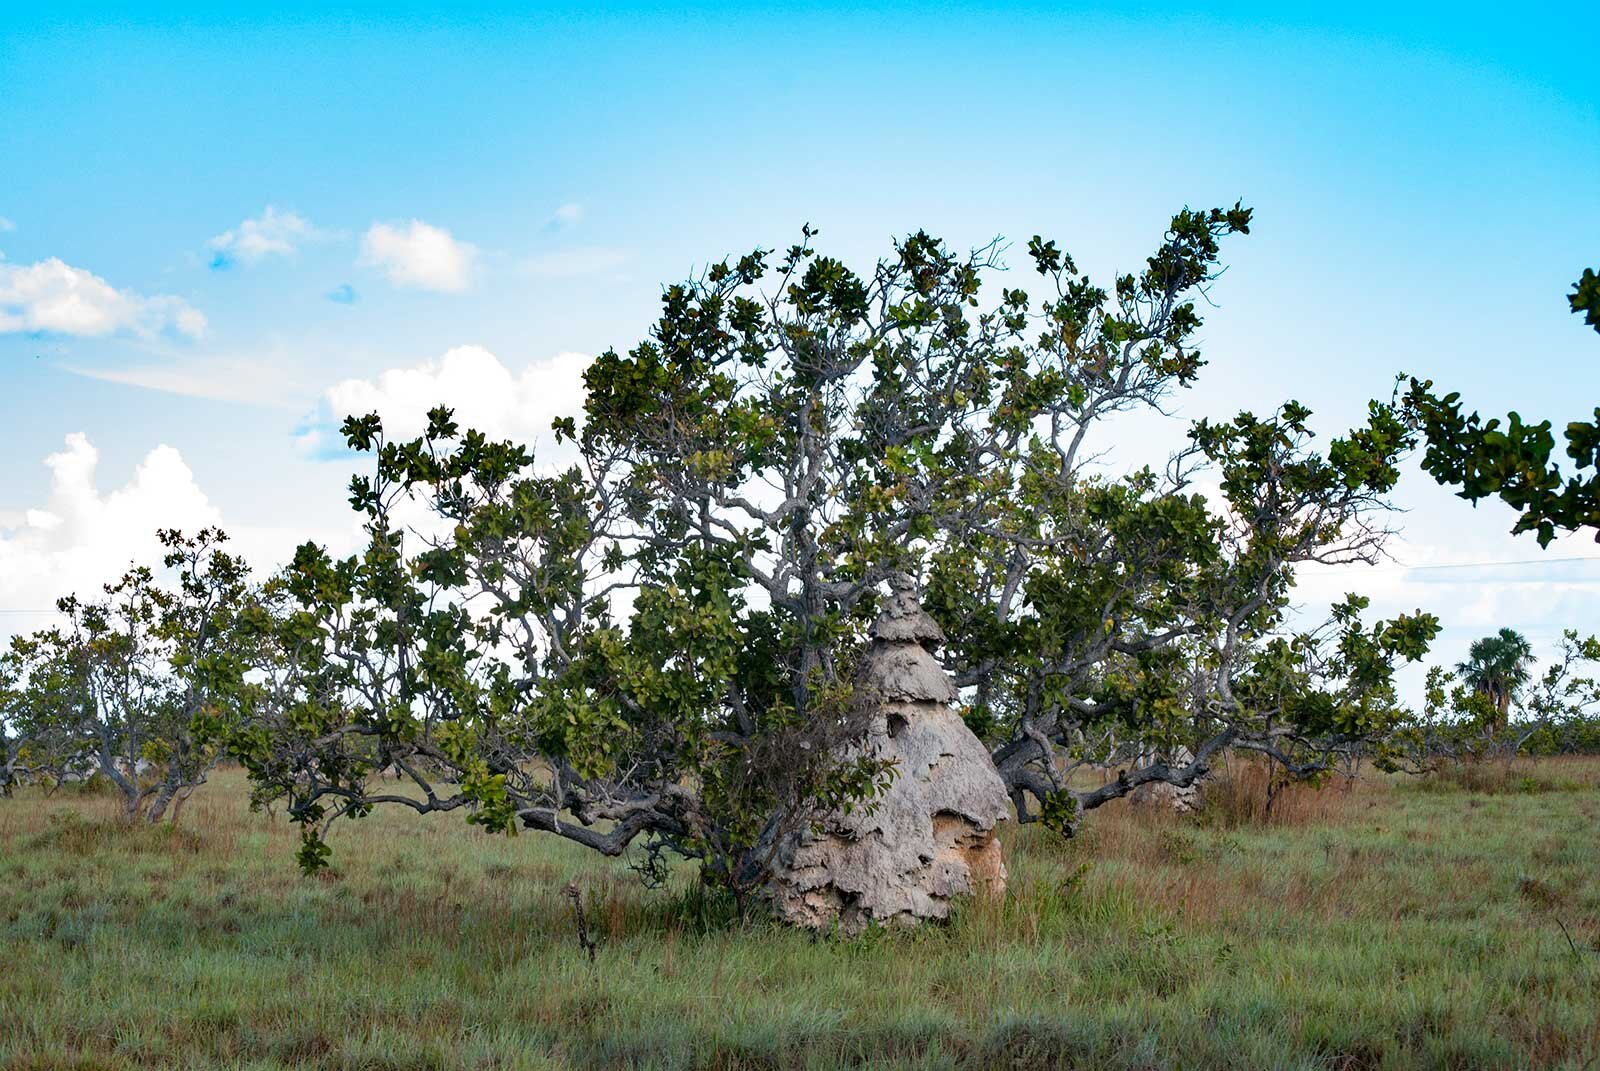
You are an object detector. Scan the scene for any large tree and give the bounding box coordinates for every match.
[229,207,1436,897]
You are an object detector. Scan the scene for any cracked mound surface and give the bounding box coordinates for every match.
[766,589,1009,932]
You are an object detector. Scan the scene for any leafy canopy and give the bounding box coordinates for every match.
[218,206,1438,885]
[1402,265,1600,544]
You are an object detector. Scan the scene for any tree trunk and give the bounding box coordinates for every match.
[145,779,179,823]
[120,787,147,822]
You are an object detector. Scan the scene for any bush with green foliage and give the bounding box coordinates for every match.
[0,529,258,822]
[1410,629,1600,761]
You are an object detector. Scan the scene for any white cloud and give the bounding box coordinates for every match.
[0,216,15,232]
[359,219,477,292]
[1292,524,1600,707]
[318,345,591,452]
[0,258,206,338]
[207,206,320,266]
[0,434,360,641]
[1296,531,1600,631]
[0,434,221,629]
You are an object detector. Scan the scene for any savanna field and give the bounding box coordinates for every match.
[3,761,1598,1071]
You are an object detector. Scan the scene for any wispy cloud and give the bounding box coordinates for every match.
[0,216,15,233]
[544,202,583,231]
[359,219,477,292]
[1,257,205,338]
[326,283,357,305]
[62,350,321,410]
[521,246,634,279]
[1292,524,1600,702]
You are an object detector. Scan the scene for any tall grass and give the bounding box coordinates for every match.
[1191,755,1359,828]
[1415,754,1600,796]
[2,764,1598,1069]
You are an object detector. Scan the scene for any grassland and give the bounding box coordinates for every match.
[2,759,1599,1070]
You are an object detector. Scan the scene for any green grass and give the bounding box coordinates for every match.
[2,760,1599,1070]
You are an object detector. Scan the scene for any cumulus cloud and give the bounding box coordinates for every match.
[0,434,361,641]
[0,258,206,338]
[206,206,321,267]
[359,219,477,292]
[316,345,591,452]
[0,434,222,632]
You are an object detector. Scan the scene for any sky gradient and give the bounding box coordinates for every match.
[2,3,1597,697]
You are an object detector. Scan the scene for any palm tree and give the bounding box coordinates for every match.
[1455,628,1535,731]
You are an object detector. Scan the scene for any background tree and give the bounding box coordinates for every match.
[1416,629,1600,761]
[228,207,1438,897]
[3,529,256,822]
[1517,630,1600,754]
[0,657,29,796]
[1453,627,1534,731]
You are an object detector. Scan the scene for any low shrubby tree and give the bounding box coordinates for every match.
[224,207,1439,905]
[2,529,256,822]
[1413,629,1600,763]
[1518,631,1600,754]
[1,660,29,797]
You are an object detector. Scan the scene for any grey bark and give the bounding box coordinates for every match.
[1127,745,1205,814]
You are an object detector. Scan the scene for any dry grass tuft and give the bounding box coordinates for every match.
[1420,755,1599,796]
[1198,755,1365,828]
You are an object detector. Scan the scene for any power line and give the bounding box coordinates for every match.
[1381,555,1600,573]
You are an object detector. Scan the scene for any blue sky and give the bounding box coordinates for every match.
[1,3,1597,692]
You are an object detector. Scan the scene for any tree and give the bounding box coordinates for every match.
[1416,630,1600,761]
[1570,268,1600,336]
[0,641,80,796]
[1402,266,1600,545]
[229,207,1437,900]
[1453,627,1534,731]
[0,657,29,796]
[3,529,257,822]
[1516,630,1600,753]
